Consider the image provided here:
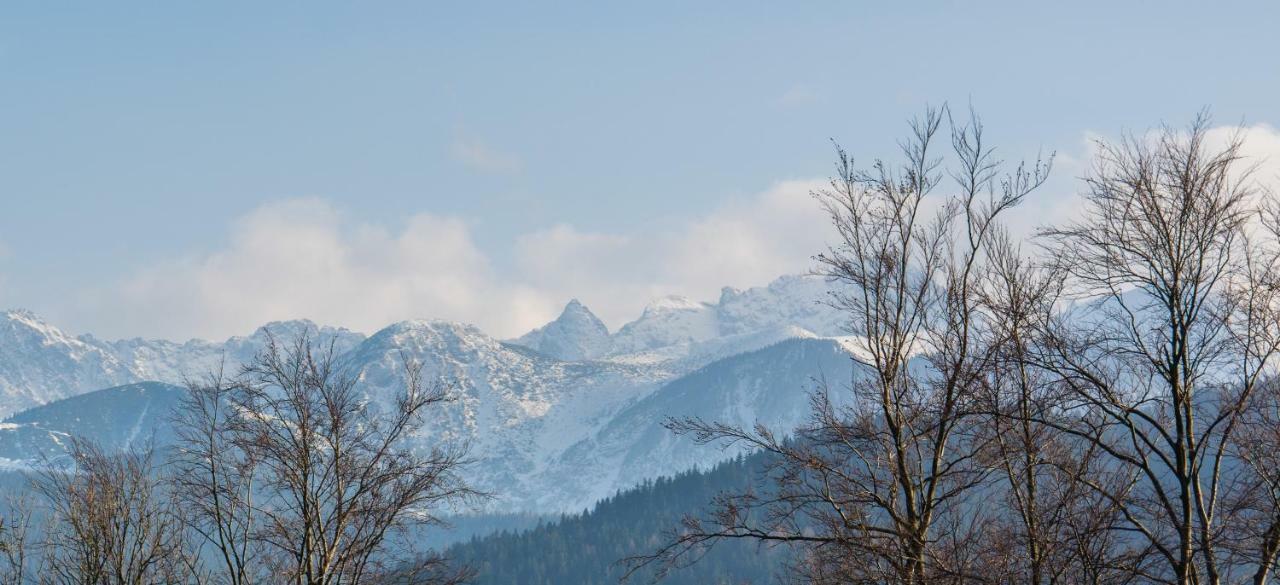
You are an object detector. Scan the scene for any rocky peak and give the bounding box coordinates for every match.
[610,297,719,355]
[512,300,612,361]
[0,309,135,418]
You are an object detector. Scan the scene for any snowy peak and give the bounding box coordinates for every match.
[347,319,516,381]
[0,274,843,417]
[0,310,135,417]
[603,275,842,359]
[512,299,612,361]
[368,319,499,353]
[611,296,719,355]
[640,295,708,315]
[2,309,49,331]
[2,309,84,346]
[235,319,366,359]
[505,275,844,363]
[562,298,599,322]
[0,311,367,418]
[0,273,859,513]
[246,318,349,342]
[716,274,843,337]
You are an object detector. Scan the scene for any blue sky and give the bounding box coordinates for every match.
[3,1,1280,340]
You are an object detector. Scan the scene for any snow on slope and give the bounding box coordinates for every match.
[0,310,136,416]
[609,296,720,355]
[715,274,845,337]
[339,319,671,510]
[513,300,612,361]
[0,382,185,465]
[0,313,364,418]
[508,274,844,363]
[0,337,863,513]
[0,274,852,512]
[531,336,859,510]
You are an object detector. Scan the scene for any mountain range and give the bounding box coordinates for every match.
[0,274,856,513]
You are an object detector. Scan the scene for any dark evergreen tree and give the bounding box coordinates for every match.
[442,451,787,584]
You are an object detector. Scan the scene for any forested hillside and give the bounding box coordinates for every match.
[446,451,789,585]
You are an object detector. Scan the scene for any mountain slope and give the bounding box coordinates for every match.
[447,450,788,585]
[513,299,612,361]
[338,319,670,510]
[609,296,721,355]
[0,310,137,417]
[0,382,184,467]
[535,337,856,509]
[0,313,364,418]
[507,274,843,365]
[0,331,860,513]
[0,274,851,512]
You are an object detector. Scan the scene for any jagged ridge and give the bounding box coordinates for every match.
[0,274,850,512]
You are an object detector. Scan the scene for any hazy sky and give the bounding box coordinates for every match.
[3,1,1280,340]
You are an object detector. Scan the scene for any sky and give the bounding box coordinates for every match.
[2,1,1280,341]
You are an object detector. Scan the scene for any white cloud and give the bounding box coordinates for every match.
[1208,123,1280,196]
[514,180,832,327]
[1015,123,1280,240]
[73,199,546,340]
[673,179,831,286]
[59,123,1280,342]
[450,136,523,174]
[69,180,831,341]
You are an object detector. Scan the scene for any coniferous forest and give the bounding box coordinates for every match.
[446,452,789,585]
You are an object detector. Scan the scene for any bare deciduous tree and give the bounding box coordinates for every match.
[211,334,477,585]
[34,439,192,585]
[629,106,1051,585]
[632,111,1280,585]
[1230,377,1280,585]
[1032,115,1280,585]
[171,367,260,585]
[0,495,35,585]
[976,233,1138,585]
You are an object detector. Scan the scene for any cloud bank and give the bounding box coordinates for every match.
[71,180,832,341]
[60,124,1280,342]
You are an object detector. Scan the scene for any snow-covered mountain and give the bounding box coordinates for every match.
[0,309,138,417]
[513,299,612,361]
[338,319,672,509]
[0,274,852,512]
[0,312,363,418]
[609,296,721,355]
[0,382,184,468]
[93,319,364,385]
[527,336,858,509]
[590,274,846,361]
